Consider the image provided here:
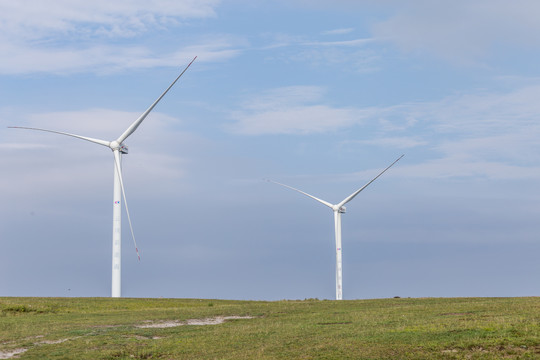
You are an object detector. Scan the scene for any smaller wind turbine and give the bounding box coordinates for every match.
[269,155,403,300]
[9,56,196,297]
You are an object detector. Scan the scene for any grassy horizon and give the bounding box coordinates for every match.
[0,296,539,359]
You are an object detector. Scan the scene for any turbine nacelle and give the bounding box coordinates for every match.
[332,205,346,213]
[109,141,129,154]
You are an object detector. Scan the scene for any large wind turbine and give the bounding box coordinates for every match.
[9,56,196,298]
[270,155,403,300]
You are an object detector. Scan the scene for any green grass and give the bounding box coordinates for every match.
[0,297,538,359]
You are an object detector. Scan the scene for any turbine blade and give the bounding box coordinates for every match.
[337,154,404,208]
[267,179,334,209]
[8,126,110,147]
[113,150,141,261]
[116,56,197,144]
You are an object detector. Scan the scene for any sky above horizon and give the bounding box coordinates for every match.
[1,0,539,300]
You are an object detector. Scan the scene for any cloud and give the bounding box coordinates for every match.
[0,0,234,74]
[280,0,540,64]
[286,44,379,74]
[228,86,371,135]
[398,158,540,181]
[370,0,540,64]
[370,85,540,179]
[0,0,220,40]
[352,137,427,149]
[230,106,359,135]
[229,82,540,180]
[259,30,379,73]
[0,38,242,75]
[321,28,354,35]
[302,38,373,47]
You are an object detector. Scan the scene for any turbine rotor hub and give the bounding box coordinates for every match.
[109,141,129,154]
[332,205,346,213]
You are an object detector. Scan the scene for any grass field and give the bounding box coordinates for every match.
[0,297,538,359]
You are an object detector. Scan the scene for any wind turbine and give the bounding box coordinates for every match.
[9,56,197,298]
[269,155,403,300]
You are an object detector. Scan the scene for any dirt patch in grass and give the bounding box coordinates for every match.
[0,348,27,359]
[36,338,70,345]
[0,337,72,358]
[135,316,254,329]
[132,335,163,340]
[439,312,475,316]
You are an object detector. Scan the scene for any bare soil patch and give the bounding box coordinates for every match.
[135,316,254,329]
[0,348,27,359]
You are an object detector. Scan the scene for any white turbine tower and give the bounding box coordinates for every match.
[270,155,403,300]
[9,56,197,298]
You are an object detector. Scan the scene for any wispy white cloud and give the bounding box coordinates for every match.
[370,0,540,64]
[228,86,372,135]
[374,86,540,179]
[259,30,379,73]
[284,0,540,65]
[289,47,380,74]
[321,28,354,35]
[230,105,361,135]
[230,82,540,180]
[0,38,242,75]
[0,0,234,74]
[352,137,427,149]
[261,32,373,50]
[397,158,540,181]
[302,38,373,47]
[0,0,220,40]
[240,86,325,110]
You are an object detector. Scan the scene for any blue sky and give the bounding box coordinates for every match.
[1,0,539,300]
